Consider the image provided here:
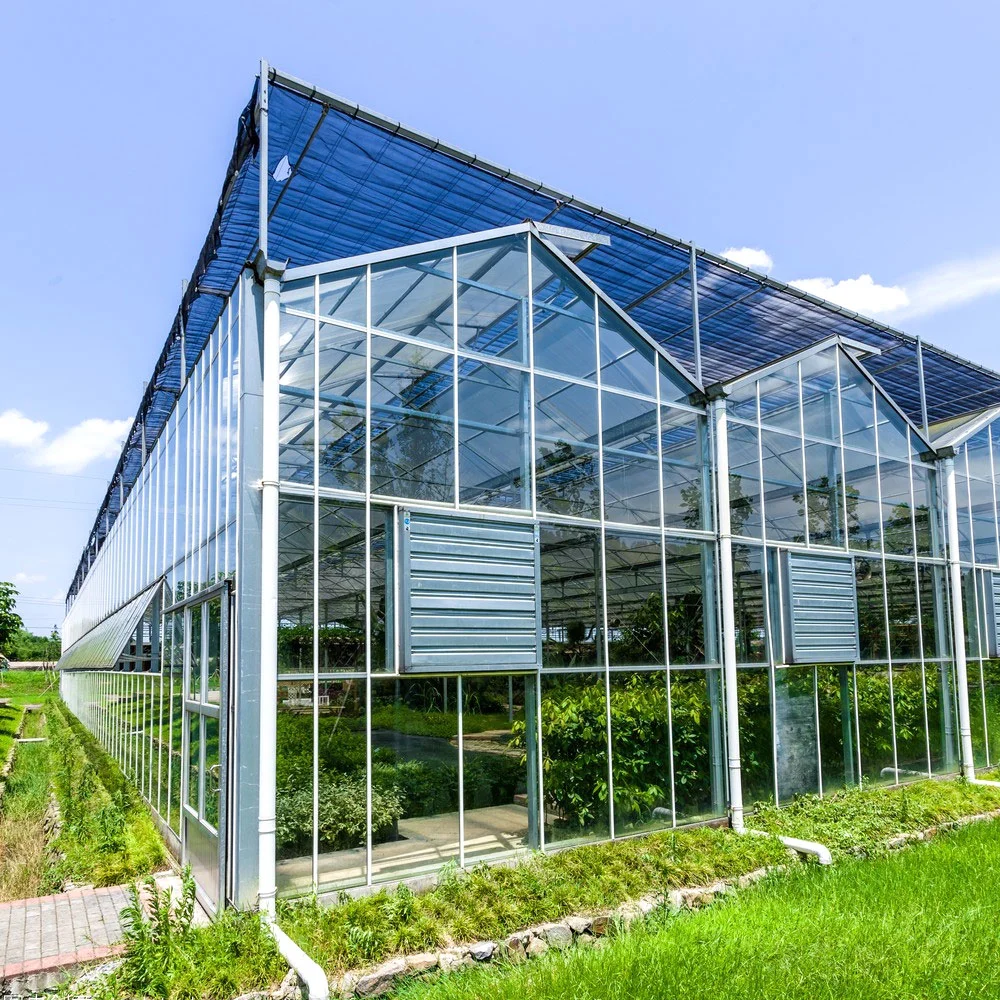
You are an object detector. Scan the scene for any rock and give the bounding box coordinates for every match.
[235,993,272,1000]
[541,922,573,949]
[504,935,526,962]
[566,915,592,935]
[334,971,358,999]
[525,935,549,957]
[637,896,658,915]
[613,901,644,925]
[274,969,303,1000]
[405,952,439,974]
[354,957,407,997]
[439,948,472,972]
[590,914,611,937]
[469,940,496,961]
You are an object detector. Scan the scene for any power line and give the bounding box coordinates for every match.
[0,465,109,483]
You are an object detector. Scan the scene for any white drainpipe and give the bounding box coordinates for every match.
[941,453,977,779]
[263,915,330,1000]
[710,394,745,833]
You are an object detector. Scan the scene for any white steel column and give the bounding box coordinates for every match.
[256,254,285,914]
[710,394,745,831]
[941,453,976,778]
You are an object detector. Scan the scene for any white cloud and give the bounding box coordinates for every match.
[0,409,48,448]
[790,274,910,316]
[897,250,1000,320]
[33,418,131,475]
[14,572,46,584]
[0,409,129,475]
[721,247,774,273]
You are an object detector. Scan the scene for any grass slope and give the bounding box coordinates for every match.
[396,819,1000,1000]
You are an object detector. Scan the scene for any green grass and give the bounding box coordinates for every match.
[750,778,1000,857]
[395,819,1000,1000]
[0,735,52,901]
[0,702,24,764]
[0,668,58,706]
[278,827,788,976]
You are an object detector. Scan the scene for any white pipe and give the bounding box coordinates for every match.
[263,915,329,1000]
[257,257,284,914]
[741,827,833,865]
[942,455,977,778]
[711,396,745,833]
[970,777,1000,789]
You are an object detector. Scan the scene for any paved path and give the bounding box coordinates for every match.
[0,885,131,982]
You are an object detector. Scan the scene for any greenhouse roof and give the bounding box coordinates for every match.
[69,63,1000,602]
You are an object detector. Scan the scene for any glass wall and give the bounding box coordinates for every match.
[61,287,242,842]
[273,229,723,894]
[728,344,954,804]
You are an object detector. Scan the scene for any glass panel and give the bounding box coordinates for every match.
[610,671,672,834]
[817,664,857,792]
[876,395,910,461]
[665,540,710,664]
[462,675,533,863]
[738,667,775,805]
[732,544,766,664]
[728,422,762,539]
[956,472,974,563]
[187,712,200,811]
[983,659,1000,769]
[892,663,929,778]
[969,660,989,768]
[926,661,960,774]
[203,715,220,828]
[605,531,664,667]
[316,678,368,892]
[756,361,800,434]
[275,679,315,895]
[539,671,609,845]
[319,266,366,327]
[880,459,914,556]
[371,250,453,346]
[278,496,314,677]
[534,375,600,518]
[316,502,366,672]
[885,559,920,660]
[799,348,839,442]
[279,310,315,484]
[804,441,843,546]
[371,677,460,881]
[855,665,896,784]
[456,234,528,363]
[370,336,454,502]
[206,598,222,695]
[839,353,876,453]
[662,409,710,531]
[774,665,819,799]
[855,556,887,660]
[969,475,998,565]
[919,562,947,659]
[760,430,805,543]
[281,276,314,312]
[370,509,392,673]
[318,322,366,493]
[602,391,659,526]
[188,606,202,699]
[671,668,726,823]
[844,448,882,552]
[598,304,655,396]
[965,428,992,482]
[540,523,603,668]
[531,240,596,380]
[458,359,528,509]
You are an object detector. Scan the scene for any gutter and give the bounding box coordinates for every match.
[262,914,329,1000]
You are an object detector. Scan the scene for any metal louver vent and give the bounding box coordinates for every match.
[785,552,859,664]
[401,512,541,672]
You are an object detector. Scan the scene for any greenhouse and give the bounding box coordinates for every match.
[58,63,1000,914]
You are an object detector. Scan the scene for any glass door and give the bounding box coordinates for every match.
[179,582,230,912]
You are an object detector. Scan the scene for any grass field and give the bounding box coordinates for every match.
[395,818,1000,1000]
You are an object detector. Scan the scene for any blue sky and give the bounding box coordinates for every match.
[2,1,999,634]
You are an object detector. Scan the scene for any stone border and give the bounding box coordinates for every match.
[319,866,775,999]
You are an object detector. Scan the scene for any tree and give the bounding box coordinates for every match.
[0,582,23,657]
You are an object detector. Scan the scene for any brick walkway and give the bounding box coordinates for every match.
[0,885,132,981]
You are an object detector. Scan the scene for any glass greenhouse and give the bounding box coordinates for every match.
[58,64,1000,913]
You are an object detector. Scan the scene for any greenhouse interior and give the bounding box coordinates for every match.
[58,63,1000,914]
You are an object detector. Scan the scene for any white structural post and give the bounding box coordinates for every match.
[710,393,745,831]
[941,453,977,778]
[256,254,284,913]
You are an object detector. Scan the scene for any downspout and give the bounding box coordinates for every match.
[709,392,745,833]
[940,451,977,779]
[256,250,286,916]
[263,914,330,1000]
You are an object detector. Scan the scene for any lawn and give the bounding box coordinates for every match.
[395,818,1000,1000]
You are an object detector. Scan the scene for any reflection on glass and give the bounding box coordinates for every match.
[761,430,805,542]
[732,545,766,664]
[316,502,367,672]
[855,666,896,783]
[540,523,603,668]
[457,235,528,363]
[662,409,710,530]
[188,605,202,699]
[531,241,596,380]
[606,531,664,667]
[277,496,314,676]
[275,680,317,895]
[665,540,710,664]
[371,251,453,346]
[598,304,656,397]
[856,557,887,660]
[774,666,819,799]
[319,266,366,327]
[737,667,774,805]
[892,663,929,778]
[371,677,460,881]
[804,441,843,546]
[817,664,856,792]
[203,715,220,828]
[318,322,366,493]
[926,661,959,775]
[610,672,672,833]
[728,422,762,539]
[187,712,200,811]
